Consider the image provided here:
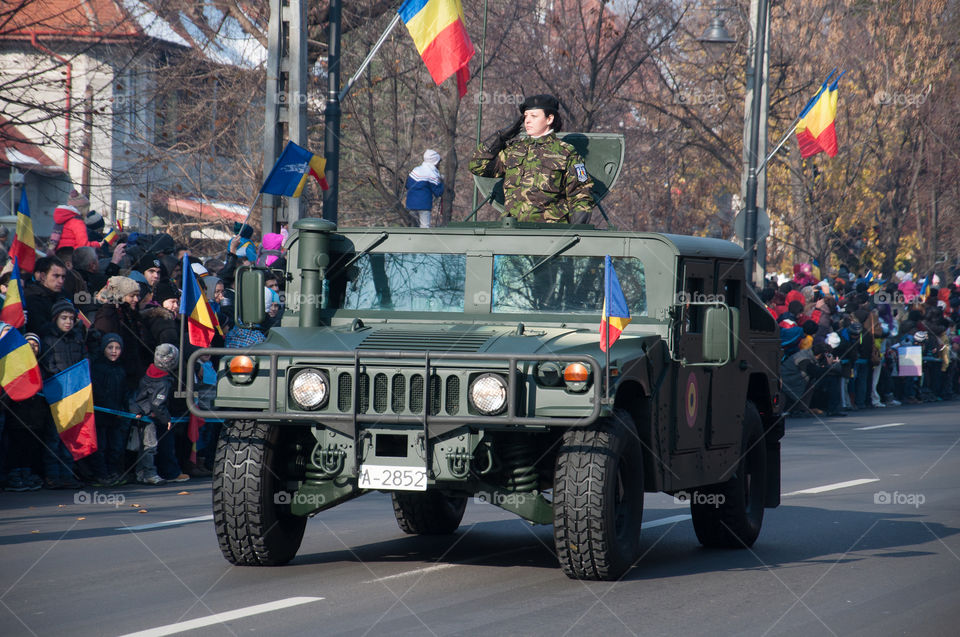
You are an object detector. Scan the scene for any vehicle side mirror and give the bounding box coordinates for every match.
[236,266,267,328]
[702,306,733,363]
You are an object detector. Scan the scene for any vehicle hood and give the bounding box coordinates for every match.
[259,323,662,359]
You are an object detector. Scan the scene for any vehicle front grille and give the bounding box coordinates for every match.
[327,369,465,418]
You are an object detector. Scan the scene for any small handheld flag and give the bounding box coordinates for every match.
[1,258,26,328]
[260,141,329,197]
[600,256,632,352]
[43,360,97,459]
[10,190,36,273]
[180,254,222,347]
[0,327,42,400]
[795,71,844,159]
[399,0,474,97]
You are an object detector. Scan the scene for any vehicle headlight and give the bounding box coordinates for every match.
[290,368,329,410]
[469,373,508,415]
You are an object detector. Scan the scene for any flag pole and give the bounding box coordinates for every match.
[604,257,611,405]
[471,0,490,213]
[339,13,401,102]
[756,113,803,173]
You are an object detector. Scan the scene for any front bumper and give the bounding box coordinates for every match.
[185,348,604,433]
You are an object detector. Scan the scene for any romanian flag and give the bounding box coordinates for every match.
[399,0,474,97]
[1,258,26,328]
[10,190,36,273]
[102,218,122,246]
[260,141,328,197]
[0,327,42,401]
[180,254,222,347]
[600,256,631,352]
[795,71,843,159]
[43,360,97,459]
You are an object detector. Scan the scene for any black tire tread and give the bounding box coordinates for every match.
[553,408,643,581]
[690,402,767,548]
[392,491,467,535]
[213,419,306,566]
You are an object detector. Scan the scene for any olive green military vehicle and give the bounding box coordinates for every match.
[188,218,784,581]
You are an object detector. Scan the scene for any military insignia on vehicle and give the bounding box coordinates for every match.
[575,163,588,182]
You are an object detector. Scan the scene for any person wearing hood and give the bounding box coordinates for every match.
[53,191,102,251]
[142,280,181,351]
[470,94,594,223]
[405,149,444,228]
[257,232,286,268]
[90,333,131,482]
[94,276,147,390]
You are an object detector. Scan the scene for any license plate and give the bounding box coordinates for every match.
[358,465,428,491]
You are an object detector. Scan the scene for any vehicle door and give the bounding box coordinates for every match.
[673,259,714,452]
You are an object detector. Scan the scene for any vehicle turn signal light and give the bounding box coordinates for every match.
[229,356,256,375]
[563,362,590,383]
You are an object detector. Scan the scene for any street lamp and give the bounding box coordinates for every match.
[700,0,769,288]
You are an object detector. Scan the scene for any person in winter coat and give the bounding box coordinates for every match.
[141,280,181,351]
[257,232,285,268]
[24,256,68,334]
[405,149,444,228]
[129,344,188,485]
[38,299,88,377]
[35,301,88,488]
[53,191,101,251]
[91,333,131,482]
[94,276,147,391]
[781,346,817,416]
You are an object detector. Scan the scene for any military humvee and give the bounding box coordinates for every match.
[188,218,784,581]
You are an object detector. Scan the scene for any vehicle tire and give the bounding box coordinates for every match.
[553,408,645,581]
[690,401,767,548]
[392,491,467,534]
[213,419,306,566]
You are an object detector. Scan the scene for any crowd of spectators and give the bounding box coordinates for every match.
[766,263,960,419]
[0,191,287,491]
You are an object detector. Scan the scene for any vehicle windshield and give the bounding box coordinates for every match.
[492,255,647,315]
[325,251,646,316]
[331,252,466,312]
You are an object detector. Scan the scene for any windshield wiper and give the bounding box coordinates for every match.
[327,232,390,278]
[521,235,581,278]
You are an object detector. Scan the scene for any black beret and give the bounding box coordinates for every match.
[519,94,559,115]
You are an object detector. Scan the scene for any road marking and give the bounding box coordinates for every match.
[117,514,213,532]
[367,563,457,583]
[117,597,323,637]
[782,478,879,496]
[642,514,691,528]
[854,422,907,431]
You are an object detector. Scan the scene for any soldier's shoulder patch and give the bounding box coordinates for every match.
[574,163,588,182]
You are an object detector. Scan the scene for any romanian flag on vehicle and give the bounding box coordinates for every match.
[180,254,222,347]
[0,258,26,328]
[399,0,474,97]
[10,190,36,273]
[795,70,844,159]
[600,256,631,352]
[260,141,328,197]
[43,360,97,459]
[0,327,42,401]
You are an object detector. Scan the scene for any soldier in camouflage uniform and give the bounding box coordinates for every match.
[470,94,594,223]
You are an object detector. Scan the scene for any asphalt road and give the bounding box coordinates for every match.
[2,402,959,637]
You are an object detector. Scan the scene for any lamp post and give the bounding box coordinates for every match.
[700,0,770,288]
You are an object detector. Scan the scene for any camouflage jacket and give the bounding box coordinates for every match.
[469,133,594,222]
